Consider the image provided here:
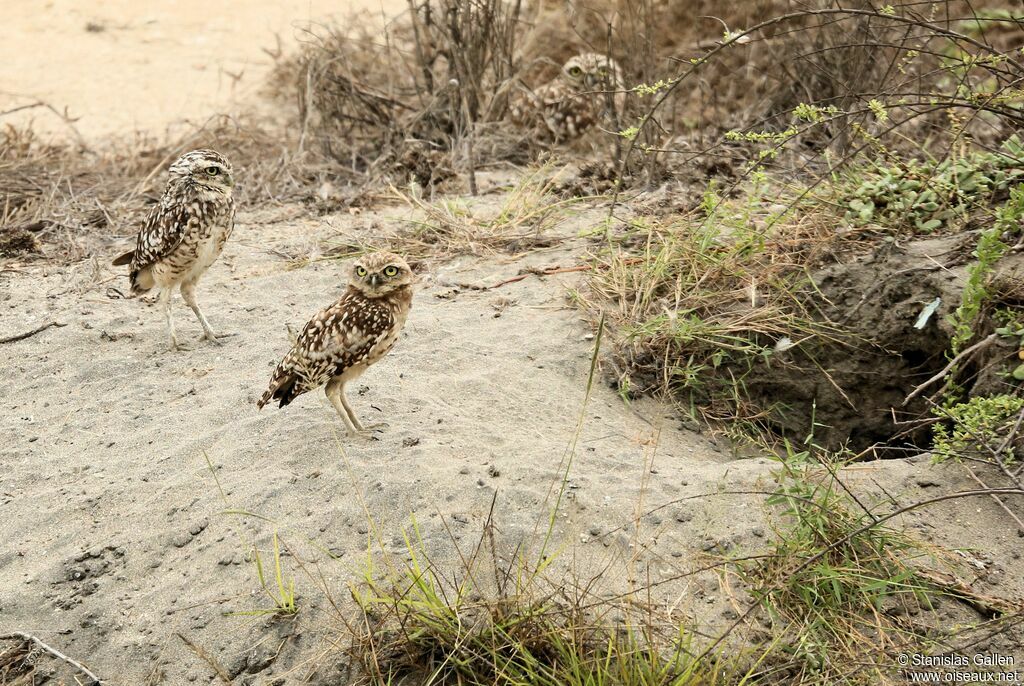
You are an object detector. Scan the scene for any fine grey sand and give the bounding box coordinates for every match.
[2,199,1023,682]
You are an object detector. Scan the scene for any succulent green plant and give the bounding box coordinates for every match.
[841,135,1024,233]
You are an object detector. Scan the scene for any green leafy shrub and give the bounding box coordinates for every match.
[932,394,1024,464]
[942,184,1024,397]
[841,136,1024,233]
[994,309,1024,382]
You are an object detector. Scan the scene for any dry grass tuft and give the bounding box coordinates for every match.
[0,125,159,261]
[315,167,581,262]
[577,183,850,429]
[738,452,1024,684]
[345,516,748,686]
[0,115,351,261]
[389,167,581,257]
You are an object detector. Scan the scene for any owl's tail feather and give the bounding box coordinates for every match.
[113,250,155,296]
[257,371,300,410]
[112,250,134,266]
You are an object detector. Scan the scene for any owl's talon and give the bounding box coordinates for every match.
[201,331,237,346]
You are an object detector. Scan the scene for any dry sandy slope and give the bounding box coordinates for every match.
[0,0,404,140]
[0,202,777,682]
[1,200,1023,682]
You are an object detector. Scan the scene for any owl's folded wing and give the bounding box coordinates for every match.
[128,201,191,271]
[258,295,395,408]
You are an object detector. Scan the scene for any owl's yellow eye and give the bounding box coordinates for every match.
[206,166,220,176]
[383,265,399,277]
[568,66,583,77]
[598,67,607,76]
[355,266,367,277]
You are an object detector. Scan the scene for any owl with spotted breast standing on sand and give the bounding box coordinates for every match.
[257,252,415,437]
[112,149,236,351]
[510,52,626,141]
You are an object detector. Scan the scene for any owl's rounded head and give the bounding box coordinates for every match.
[560,53,623,91]
[349,252,415,298]
[169,149,235,194]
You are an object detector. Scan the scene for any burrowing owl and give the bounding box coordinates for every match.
[510,53,626,141]
[112,149,236,350]
[257,252,415,437]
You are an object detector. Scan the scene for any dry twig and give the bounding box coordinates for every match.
[902,333,999,406]
[0,320,66,344]
[177,633,231,683]
[0,631,102,684]
[916,569,1024,618]
[490,264,593,288]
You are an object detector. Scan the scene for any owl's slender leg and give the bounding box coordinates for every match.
[325,379,363,437]
[337,384,366,432]
[339,382,390,433]
[180,281,221,345]
[161,287,179,351]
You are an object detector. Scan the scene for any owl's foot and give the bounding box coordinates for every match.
[343,421,388,439]
[201,331,237,346]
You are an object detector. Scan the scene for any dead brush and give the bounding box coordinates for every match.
[0,125,153,261]
[291,0,527,193]
[386,166,581,257]
[759,0,891,141]
[616,2,1024,211]
[0,637,33,685]
[0,115,336,262]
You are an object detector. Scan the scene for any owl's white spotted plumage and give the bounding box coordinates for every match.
[257,252,415,437]
[510,53,626,141]
[112,149,236,350]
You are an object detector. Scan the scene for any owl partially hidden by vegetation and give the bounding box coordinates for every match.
[257,252,415,438]
[510,52,625,142]
[112,149,236,351]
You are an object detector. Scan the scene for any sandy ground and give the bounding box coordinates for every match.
[0,0,404,140]
[2,198,1023,682]
[0,203,771,681]
[2,2,1023,682]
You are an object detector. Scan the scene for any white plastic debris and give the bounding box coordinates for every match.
[914,297,942,330]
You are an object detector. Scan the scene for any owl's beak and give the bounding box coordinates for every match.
[585,74,597,89]
[368,274,381,289]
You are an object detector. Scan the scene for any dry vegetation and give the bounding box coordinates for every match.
[4,0,1024,684]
